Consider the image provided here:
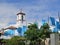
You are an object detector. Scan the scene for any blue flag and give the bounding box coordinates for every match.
[56,21,60,29]
[50,17,55,26]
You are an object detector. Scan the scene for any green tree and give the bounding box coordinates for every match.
[24,23,41,45]
[24,23,52,45]
[40,23,52,38]
[25,23,39,41]
[2,36,26,45]
[39,23,52,45]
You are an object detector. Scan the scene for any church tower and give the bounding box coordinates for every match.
[17,10,27,36]
[17,10,26,27]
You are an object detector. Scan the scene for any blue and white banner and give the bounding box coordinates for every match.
[56,21,60,29]
[50,17,55,26]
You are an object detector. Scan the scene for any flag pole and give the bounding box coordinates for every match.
[48,16,49,25]
[58,12,60,23]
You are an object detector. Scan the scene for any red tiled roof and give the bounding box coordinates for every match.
[6,26,17,30]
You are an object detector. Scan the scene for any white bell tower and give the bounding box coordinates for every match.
[17,10,26,27]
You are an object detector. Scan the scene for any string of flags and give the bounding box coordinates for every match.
[50,17,60,32]
[3,16,60,36]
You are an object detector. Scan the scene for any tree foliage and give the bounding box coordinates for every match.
[24,23,52,42]
[2,36,26,45]
[24,23,40,41]
[40,23,52,38]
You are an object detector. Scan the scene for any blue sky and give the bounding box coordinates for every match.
[0,0,60,28]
